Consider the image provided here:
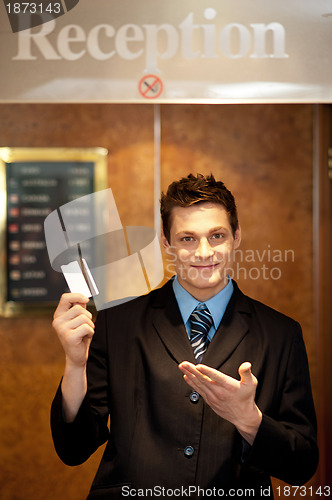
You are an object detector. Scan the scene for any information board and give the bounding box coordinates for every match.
[0,147,108,316]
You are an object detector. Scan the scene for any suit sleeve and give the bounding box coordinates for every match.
[246,323,319,484]
[50,310,110,466]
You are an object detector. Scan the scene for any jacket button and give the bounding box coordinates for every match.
[184,446,194,457]
[190,391,200,403]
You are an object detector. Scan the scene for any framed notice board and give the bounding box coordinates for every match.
[0,147,108,317]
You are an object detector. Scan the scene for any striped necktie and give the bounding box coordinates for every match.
[189,303,213,362]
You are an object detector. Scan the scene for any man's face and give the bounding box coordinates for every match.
[162,202,241,301]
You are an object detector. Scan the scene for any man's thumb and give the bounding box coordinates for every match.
[239,362,253,383]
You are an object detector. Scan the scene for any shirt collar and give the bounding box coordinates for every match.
[172,276,234,330]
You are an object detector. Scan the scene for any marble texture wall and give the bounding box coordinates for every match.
[0,103,317,499]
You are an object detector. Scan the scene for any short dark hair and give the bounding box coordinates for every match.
[160,173,239,242]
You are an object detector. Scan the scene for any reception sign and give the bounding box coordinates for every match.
[1,0,332,102]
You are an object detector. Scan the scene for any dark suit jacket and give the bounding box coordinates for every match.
[51,280,318,499]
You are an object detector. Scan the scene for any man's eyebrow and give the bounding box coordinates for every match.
[209,226,228,233]
[175,226,229,237]
[175,230,196,236]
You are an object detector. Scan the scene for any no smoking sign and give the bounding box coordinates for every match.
[138,75,163,99]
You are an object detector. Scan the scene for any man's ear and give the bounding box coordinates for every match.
[234,224,241,249]
[161,230,170,250]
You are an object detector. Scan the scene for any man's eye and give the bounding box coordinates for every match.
[211,233,223,239]
[182,236,194,242]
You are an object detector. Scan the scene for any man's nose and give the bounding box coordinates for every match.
[195,238,214,258]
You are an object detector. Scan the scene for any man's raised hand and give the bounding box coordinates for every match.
[52,293,95,368]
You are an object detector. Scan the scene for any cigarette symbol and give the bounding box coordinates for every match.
[138,75,164,99]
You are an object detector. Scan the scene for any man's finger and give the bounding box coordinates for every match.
[195,364,234,387]
[68,312,95,331]
[54,293,90,317]
[179,362,236,386]
[179,362,201,380]
[179,362,212,382]
[69,323,95,341]
[238,362,253,383]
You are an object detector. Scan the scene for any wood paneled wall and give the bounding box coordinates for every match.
[0,103,322,499]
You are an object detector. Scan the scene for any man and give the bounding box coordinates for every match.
[51,173,318,499]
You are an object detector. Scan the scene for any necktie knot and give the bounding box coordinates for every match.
[189,304,213,362]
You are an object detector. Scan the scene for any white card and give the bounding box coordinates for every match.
[61,260,99,298]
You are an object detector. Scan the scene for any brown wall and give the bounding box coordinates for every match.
[0,103,321,499]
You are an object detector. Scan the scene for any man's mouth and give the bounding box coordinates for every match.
[191,263,219,270]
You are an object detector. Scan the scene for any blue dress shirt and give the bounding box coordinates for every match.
[172,276,234,341]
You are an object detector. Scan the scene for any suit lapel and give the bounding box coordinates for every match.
[203,311,249,370]
[151,280,196,364]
